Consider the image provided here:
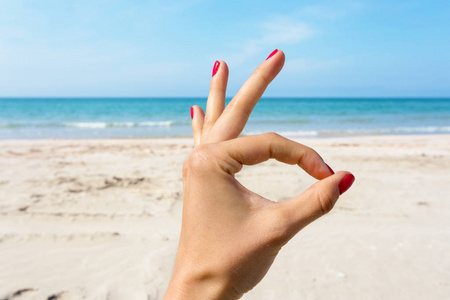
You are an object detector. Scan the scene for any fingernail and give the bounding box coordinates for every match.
[338,174,355,195]
[212,61,220,77]
[326,164,335,174]
[190,106,194,119]
[266,49,278,60]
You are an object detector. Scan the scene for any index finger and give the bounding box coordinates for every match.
[217,132,333,180]
[205,50,285,143]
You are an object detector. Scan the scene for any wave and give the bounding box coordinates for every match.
[390,126,450,133]
[246,130,320,137]
[63,121,174,128]
[0,121,175,129]
[246,126,450,138]
[0,124,23,128]
[277,130,319,137]
[63,122,109,129]
[2,121,450,138]
[332,126,450,135]
[137,121,174,127]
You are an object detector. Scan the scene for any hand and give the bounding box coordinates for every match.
[164,50,355,300]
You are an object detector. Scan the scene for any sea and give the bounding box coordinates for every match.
[0,98,449,139]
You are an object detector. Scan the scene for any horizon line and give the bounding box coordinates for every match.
[1,96,450,99]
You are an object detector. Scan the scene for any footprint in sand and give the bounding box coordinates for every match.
[46,291,78,300]
[1,288,39,300]
[1,290,80,300]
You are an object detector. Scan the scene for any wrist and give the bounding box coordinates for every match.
[164,263,240,300]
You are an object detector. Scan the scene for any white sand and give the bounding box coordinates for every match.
[0,135,449,299]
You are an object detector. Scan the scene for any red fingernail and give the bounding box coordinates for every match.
[212,61,220,77]
[326,164,335,174]
[266,49,278,60]
[338,174,355,195]
[190,106,194,119]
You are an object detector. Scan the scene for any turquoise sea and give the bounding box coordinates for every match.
[0,98,449,139]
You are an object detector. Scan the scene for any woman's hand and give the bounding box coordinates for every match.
[164,50,355,300]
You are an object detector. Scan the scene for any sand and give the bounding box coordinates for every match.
[0,135,449,300]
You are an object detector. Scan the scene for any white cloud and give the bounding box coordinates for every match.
[284,58,344,73]
[211,2,366,74]
[159,0,206,14]
[296,1,366,20]
[259,18,315,45]
[222,18,316,66]
[220,0,367,66]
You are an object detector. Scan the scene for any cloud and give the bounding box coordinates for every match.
[159,0,206,14]
[296,1,367,20]
[223,18,316,66]
[259,18,315,45]
[283,58,344,73]
[220,0,367,66]
[212,2,366,73]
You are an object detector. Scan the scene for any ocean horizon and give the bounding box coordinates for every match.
[1,97,449,139]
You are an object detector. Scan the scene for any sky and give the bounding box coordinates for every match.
[1,0,449,97]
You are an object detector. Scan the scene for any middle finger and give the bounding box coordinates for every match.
[205,49,285,143]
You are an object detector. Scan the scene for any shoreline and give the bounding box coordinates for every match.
[1,132,450,141]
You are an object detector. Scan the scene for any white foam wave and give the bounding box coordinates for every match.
[245,126,450,137]
[64,122,108,128]
[138,121,174,127]
[111,122,135,127]
[278,130,319,137]
[63,121,174,128]
[336,126,450,135]
[390,126,450,133]
[245,130,319,137]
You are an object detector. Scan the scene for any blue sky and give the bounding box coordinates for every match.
[1,0,449,97]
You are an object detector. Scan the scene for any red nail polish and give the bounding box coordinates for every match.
[212,61,220,77]
[190,106,194,119]
[338,174,355,195]
[266,49,278,60]
[326,164,335,174]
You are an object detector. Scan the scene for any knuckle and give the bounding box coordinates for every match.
[203,116,215,127]
[298,144,316,159]
[240,105,253,119]
[263,208,293,248]
[303,144,315,154]
[228,100,252,120]
[254,66,271,86]
[263,132,280,140]
[315,189,336,216]
[182,145,215,177]
[266,224,291,248]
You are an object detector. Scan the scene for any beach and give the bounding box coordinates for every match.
[3,0,450,297]
[0,134,449,299]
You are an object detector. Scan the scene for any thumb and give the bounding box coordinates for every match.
[277,171,355,236]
